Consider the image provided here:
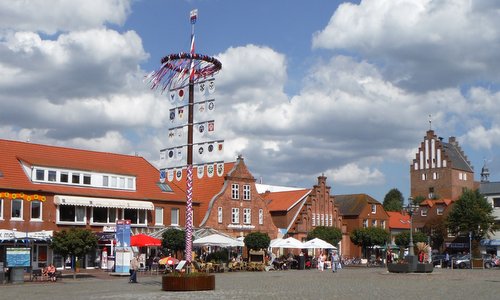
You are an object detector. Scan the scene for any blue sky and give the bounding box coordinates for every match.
[1,0,500,202]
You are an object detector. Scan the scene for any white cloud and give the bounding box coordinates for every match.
[0,0,131,34]
[326,163,385,186]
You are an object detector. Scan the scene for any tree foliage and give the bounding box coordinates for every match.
[350,227,390,248]
[50,228,98,259]
[446,189,497,246]
[244,232,270,250]
[307,226,342,245]
[162,228,186,256]
[383,188,404,212]
[394,231,428,247]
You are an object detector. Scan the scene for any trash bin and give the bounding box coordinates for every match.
[298,255,305,270]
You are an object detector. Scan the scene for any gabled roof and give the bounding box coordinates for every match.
[442,141,474,172]
[261,188,311,212]
[0,139,186,202]
[387,211,410,230]
[334,194,381,216]
[480,181,500,195]
[419,198,453,207]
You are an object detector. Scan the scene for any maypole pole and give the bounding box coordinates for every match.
[146,9,222,268]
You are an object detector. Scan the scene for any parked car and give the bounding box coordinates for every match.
[432,254,447,267]
[453,254,495,269]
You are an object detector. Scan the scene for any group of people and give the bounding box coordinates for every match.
[42,263,57,282]
[317,250,341,272]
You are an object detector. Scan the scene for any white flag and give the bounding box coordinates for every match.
[197,165,204,179]
[207,100,215,112]
[208,121,214,134]
[175,168,183,181]
[208,79,215,94]
[167,169,174,182]
[216,162,224,177]
[176,147,183,161]
[177,87,186,102]
[207,164,215,178]
[169,90,176,103]
[160,150,166,161]
[198,101,206,113]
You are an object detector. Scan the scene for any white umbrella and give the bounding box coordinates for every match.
[303,238,337,249]
[193,234,244,247]
[271,237,304,249]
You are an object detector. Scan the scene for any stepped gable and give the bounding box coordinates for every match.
[334,194,380,216]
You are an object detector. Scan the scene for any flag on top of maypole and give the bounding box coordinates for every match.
[190,9,198,24]
[189,9,197,81]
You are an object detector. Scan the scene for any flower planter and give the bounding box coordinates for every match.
[387,263,411,273]
[415,263,433,273]
[471,259,484,269]
[162,274,215,291]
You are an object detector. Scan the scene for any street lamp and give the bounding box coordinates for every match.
[404,198,419,256]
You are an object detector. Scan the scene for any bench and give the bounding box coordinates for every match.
[32,269,63,282]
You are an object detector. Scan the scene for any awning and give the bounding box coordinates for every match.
[54,195,154,210]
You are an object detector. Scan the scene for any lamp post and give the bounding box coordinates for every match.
[404,198,419,256]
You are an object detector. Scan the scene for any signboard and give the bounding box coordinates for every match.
[176,260,187,271]
[6,248,31,267]
[116,220,131,247]
[0,229,53,241]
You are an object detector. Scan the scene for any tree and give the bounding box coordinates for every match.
[307,226,342,246]
[350,227,390,258]
[162,228,186,258]
[383,188,404,212]
[394,231,428,248]
[244,232,270,251]
[446,189,498,257]
[50,228,98,279]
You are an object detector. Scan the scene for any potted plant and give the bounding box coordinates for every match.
[162,264,215,291]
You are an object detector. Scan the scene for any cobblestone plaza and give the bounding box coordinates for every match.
[1,268,499,300]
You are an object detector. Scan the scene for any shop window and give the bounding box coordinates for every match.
[31,201,42,220]
[92,207,109,223]
[11,199,23,219]
[171,208,179,226]
[58,205,86,224]
[109,208,117,223]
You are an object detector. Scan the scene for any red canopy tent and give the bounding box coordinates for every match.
[130,234,162,247]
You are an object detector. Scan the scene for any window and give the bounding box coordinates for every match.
[92,207,108,223]
[48,170,57,182]
[0,198,4,219]
[381,220,386,229]
[312,213,315,226]
[243,208,251,224]
[103,176,109,187]
[372,219,377,227]
[60,172,68,183]
[217,207,223,223]
[421,173,427,180]
[493,198,500,209]
[447,229,455,237]
[156,182,173,192]
[111,176,117,187]
[243,185,251,200]
[31,201,42,220]
[35,169,45,181]
[58,205,86,224]
[464,173,467,180]
[124,209,147,225]
[11,199,23,219]
[119,177,125,188]
[231,184,239,199]
[231,208,239,224]
[109,208,117,223]
[329,214,333,226]
[155,207,163,225]
[428,187,435,199]
[437,207,444,215]
[72,173,80,184]
[259,209,263,225]
[83,174,91,185]
[363,219,368,228]
[171,208,179,226]
[371,204,376,214]
[421,208,428,217]
[127,178,134,189]
[432,172,439,180]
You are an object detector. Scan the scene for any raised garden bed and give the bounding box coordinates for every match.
[162,273,215,291]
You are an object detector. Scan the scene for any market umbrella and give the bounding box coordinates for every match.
[158,256,179,265]
[130,234,162,247]
[303,238,337,249]
[192,234,244,247]
[270,237,304,249]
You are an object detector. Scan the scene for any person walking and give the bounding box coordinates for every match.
[444,252,450,269]
[129,255,139,283]
[331,251,339,273]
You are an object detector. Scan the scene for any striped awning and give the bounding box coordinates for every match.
[54,195,154,210]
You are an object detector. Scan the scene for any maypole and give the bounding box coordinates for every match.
[146,9,222,266]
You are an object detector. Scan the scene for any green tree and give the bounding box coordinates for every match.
[162,228,186,258]
[446,189,498,257]
[244,232,270,250]
[307,226,342,246]
[50,228,98,279]
[394,231,428,248]
[383,188,404,211]
[350,227,390,258]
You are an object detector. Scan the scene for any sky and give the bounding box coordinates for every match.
[1,0,500,202]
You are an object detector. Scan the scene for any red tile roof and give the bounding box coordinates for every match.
[419,199,453,207]
[0,139,186,202]
[387,211,410,230]
[262,189,311,211]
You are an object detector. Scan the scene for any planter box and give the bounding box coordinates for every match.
[471,259,484,269]
[387,263,411,273]
[415,263,434,273]
[162,274,215,291]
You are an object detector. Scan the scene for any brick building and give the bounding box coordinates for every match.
[0,139,196,270]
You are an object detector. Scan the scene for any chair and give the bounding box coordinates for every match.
[32,269,43,281]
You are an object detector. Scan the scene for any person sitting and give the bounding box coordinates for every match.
[46,264,57,282]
